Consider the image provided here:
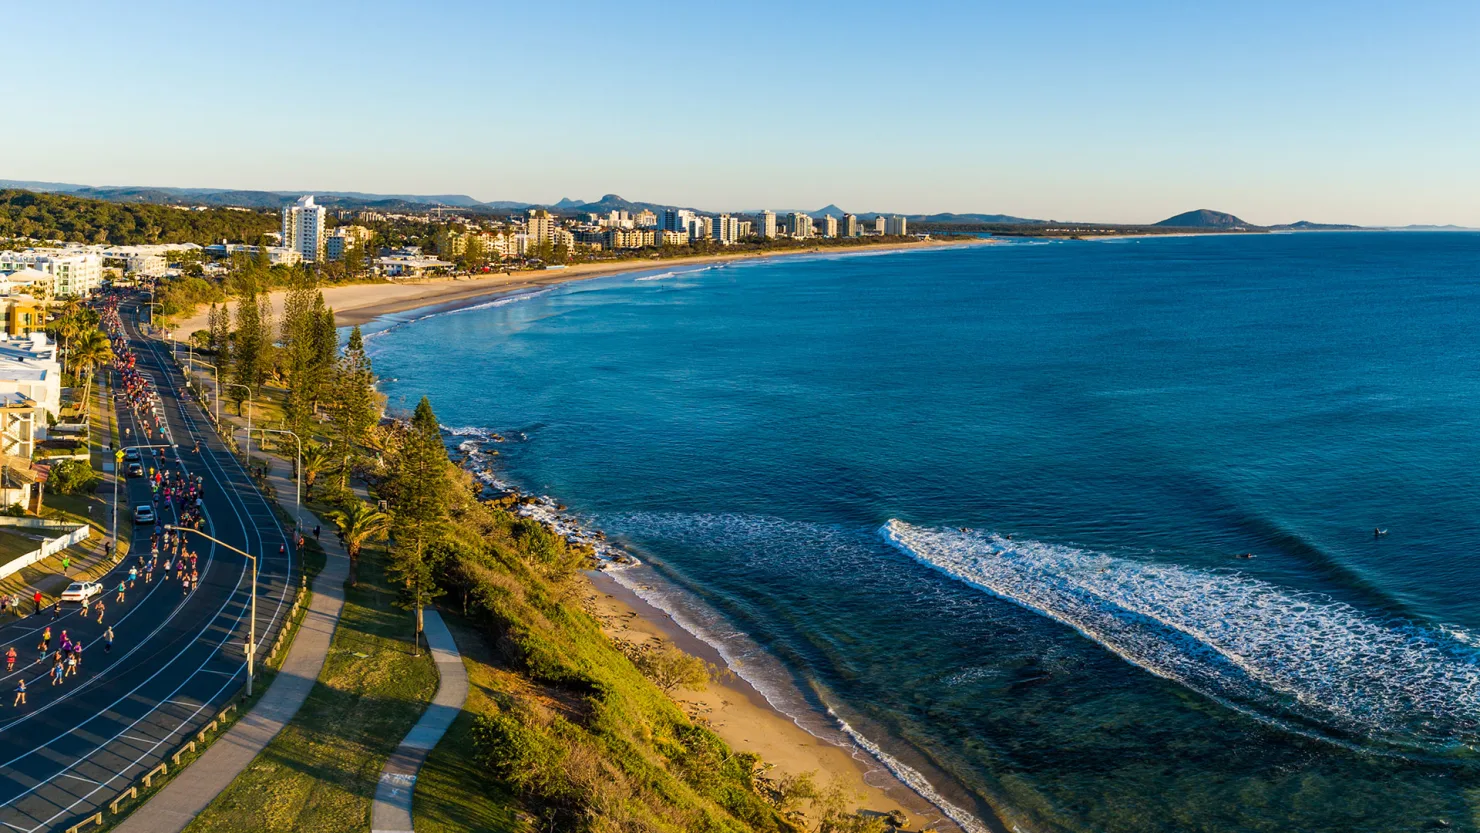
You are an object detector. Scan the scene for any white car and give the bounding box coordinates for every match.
[61,581,103,603]
[134,504,156,524]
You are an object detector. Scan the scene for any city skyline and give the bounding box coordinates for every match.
[9,1,1480,226]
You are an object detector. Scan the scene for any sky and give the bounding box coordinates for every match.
[7,1,1480,225]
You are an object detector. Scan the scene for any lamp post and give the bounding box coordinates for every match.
[224,384,252,459]
[188,359,220,424]
[253,428,302,529]
[167,525,260,696]
[113,443,176,559]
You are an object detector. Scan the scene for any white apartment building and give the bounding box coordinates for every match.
[281,195,327,263]
[874,216,887,235]
[758,210,777,239]
[635,210,658,228]
[714,215,743,245]
[843,214,860,238]
[527,209,554,244]
[821,216,839,238]
[0,250,103,297]
[0,333,62,425]
[790,213,814,240]
[884,216,909,236]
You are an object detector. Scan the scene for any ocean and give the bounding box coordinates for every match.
[364,232,1480,833]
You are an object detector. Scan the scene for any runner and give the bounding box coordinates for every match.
[4,646,14,671]
[94,599,105,624]
[51,600,61,620]
[64,652,77,678]
[128,566,138,588]
[116,581,127,603]
[37,626,50,656]
[50,659,63,686]
[104,626,114,653]
[14,677,25,706]
[73,641,83,669]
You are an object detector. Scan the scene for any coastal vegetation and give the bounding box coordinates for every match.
[199,273,898,831]
[0,189,277,245]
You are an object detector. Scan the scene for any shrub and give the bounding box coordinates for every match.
[49,458,97,495]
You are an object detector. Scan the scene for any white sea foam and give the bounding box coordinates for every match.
[361,287,552,348]
[881,520,1480,750]
[633,265,714,282]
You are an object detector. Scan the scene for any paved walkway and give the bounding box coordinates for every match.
[371,610,468,833]
[115,445,350,833]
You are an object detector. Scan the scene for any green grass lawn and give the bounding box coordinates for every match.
[183,542,437,833]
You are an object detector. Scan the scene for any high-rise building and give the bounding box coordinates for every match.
[715,214,743,245]
[821,215,839,238]
[527,209,554,244]
[663,208,697,235]
[843,214,860,238]
[884,216,909,236]
[790,213,814,239]
[635,209,658,228]
[758,210,777,239]
[281,195,327,263]
[874,216,887,235]
[694,216,714,241]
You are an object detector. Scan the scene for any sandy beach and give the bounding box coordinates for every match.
[170,239,984,335]
[583,572,954,832]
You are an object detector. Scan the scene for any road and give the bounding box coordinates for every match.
[0,296,297,832]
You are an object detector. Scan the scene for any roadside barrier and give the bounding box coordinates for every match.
[64,812,102,832]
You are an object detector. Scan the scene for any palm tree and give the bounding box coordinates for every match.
[68,329,112,418]
[325,501,391,587]
[300,445,332,493]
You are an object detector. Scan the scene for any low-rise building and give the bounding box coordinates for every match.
[377,255,453,278]
[0,333,61,425]
[0,250,102,297]
[326,226,373,261]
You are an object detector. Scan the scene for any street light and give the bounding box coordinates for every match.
[113,443,176,560]
[224,383,252,459]
[253,428,302,528]
[188,359,221,424]
[167,525,260,696]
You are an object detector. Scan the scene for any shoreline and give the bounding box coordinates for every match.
[450,439,997,833]
[172,237,988,335]
[582,570,963,832]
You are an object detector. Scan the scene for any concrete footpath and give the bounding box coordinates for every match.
[370,610,468,833]
[115,451,350,833]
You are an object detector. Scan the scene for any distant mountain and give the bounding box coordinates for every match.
[1154,209,1252,228]
[1268,220,1365,231]
[907,212,1040,225]
[1387,224,1478,231]
[551,197,584,209]
[810,204,846,219]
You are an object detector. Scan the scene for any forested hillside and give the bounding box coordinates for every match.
[0,189,278,245]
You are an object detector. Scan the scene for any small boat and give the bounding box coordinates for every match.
[1374,528,1389,538]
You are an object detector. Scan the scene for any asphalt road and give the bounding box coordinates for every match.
[0,298,297,832]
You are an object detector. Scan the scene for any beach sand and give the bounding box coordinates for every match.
[170,239,983,335]
[584,572,955,832]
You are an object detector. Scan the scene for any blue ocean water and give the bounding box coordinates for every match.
[367,233,1480,832]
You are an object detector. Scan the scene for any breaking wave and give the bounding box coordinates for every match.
[881,520,1480,752]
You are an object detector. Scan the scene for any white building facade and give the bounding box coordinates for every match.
[281,195,327,263]
[0,251,102,297]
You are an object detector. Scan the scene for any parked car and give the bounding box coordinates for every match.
[133,504,155,524]
[61,581,103,603]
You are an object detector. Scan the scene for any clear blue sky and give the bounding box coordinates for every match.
[10,1,1479,225]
